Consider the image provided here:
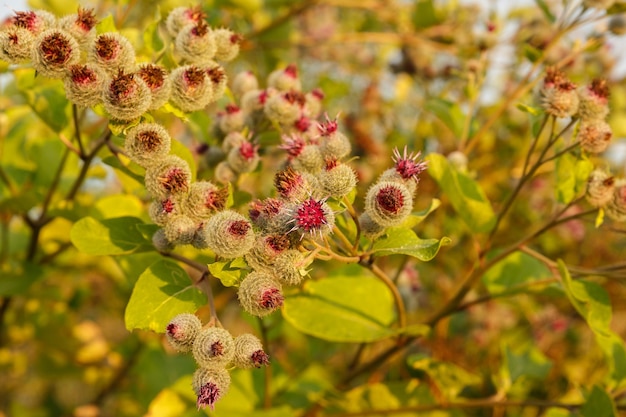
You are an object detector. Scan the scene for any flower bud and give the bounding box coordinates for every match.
[304,88,324,119]
[378,147,428,195]
[0,27,34,63]
[267,64,301,92]
[218,104,245,134]
[605,179,626,222]
[206,64,228,101]
[89,33,136,75]
[193,327,235,367]
[241,88,273,114]
[165,6,206,38]
[221,132,246,153]
[137,63,171,110]
[274,166,315,202]
[238,271,284,317]
[102,71,151,121]
[175,21,216,65]
[227,141,260,174]
[57,7,97,50]
[232,334,269,369]
[166,313,202,353]
[164,215,197,245]
[232,70,258,100]
[317,115,351,159]
[540,67,579,118]
[320,159,357,198]
[32,29,80,78]
[577,79,610,121]
[149,195,184,226]
[586,169,615,208]
[365,181,413,227]
[289,197,335,239]
[214,161,237,184]
[170,65,214,112]
[144,155,192,199]
[273,249,308,286]
[124,123,172,167]
[192,366,230,411]
[152,228,175,252]
[249,198,293,234]
[264,90,305,126]
[186,181,229,220]
[63,63,106,107]
[292,145,324,174]
[578,119,612,154]
[359,212,385,239]
[213,28,241,62]
[203,210,255,258]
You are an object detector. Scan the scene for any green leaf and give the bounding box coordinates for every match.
[482,251,551,294]
[412,0,439,29]
[523,44,543,63]
[426,153,496,233]
[170,139,197,182]
[0,263,43,295]
[425,98,464,138]
[208,259,245,287]
[101,155,145,185]
[96,14,117,34]
[504,344,552,383]
[14,69,70,133]
[71,216,152,255]
[407,354,481,399]
[125,259,206,332]
[558,261,626,385]
[401,198,441,228]
[160,103,189,121]
[283,272,396,342]
[93,194,145,220]
[143,20,164,53]
[580,385,617,417]
[371,227,450,261]
[516,102,543,116]
[533,0,556,23]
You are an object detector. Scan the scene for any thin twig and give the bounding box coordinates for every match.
[363,262,407,330]
[72,104,86,159]
[257,317,272,409]
[65,128,112,201]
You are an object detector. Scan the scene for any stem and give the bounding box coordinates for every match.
[522,115,550,176]
[310,240,360,264]
[342,196,361,252]
[161,251,208,274]
[245,0,321,39]
[332,226,357,256]
[65,128,112,201]
[257,317,272,409]
[72,104,86,159]
[196,272,217,321]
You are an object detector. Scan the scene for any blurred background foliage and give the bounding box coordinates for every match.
[2,0,626,416]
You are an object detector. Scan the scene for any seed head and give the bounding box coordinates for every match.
[577,79,610,121]
[202,210,255,258]
[0,27,34,63]
[57,7,97,49]
[137,63,171,110]
[274,166,315,202]
[164,215,197,245]
[124,123,172,166]
[365,181,413,227]
[586,169,615,208]
[218,104,245,134]
[206,64,228,101]
[578,119,612,154]
[12,10,55,35]
[264,90,305,126]
[32,29,80,78]
[89,33,136,75]
[213,28,241,62]
[144,155,192,199]
[320,160,357,198]
[540,68,579,118]
[102,71,151,121]
[192,367,230,411]
[170,65,214,112]
[149,196,184,226]
[166,6,207,38]
[231,70,259,100]
[238,271,284,317]
[192,327,235,367]
[165,313,202,353]
[232,334,269,369]
[245,234,292,272]
[267,64,302,92]
[605,179,626,222]
[186,181,229,220]
[175,21,217,65]
[273,249,308,286]
[63,63,106,107]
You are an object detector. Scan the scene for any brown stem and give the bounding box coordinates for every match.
[363,262,407,330]
[66,128,112,201]
[245,0,321,40]
[257,317,272,409]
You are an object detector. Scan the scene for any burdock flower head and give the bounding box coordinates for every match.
[175,20,216,64]
[267,64,302,92]
[365,181,413,227]
[237,271,284,317]
[586,168,615,208]
[170,64,214,112]
[63,63,106,107]
[144,155,192,199]
[186,181,229,221]
[192,366,231,410]
[137,63,171,110]
[317,114,351,159]
[0,27,35,63]
[540,67,579,118]
[232,334,270,369]
[578,119,612,154]
[165,5,207,38]
[58,7,98,49]
[231,70,259,100]
[202,210,255,258]
[577,79,610,121]
[218,104,245,134]
[289,197,335,239]
[227,140,260,174]
[192,327,236,367]
[165,313,202,353]
[274,166,316,202]
[89,32,136,75]
[102,70,151,121]
[248,198,293,235]
[605,179,626,222]
[264,90,306,126]
[319,158,358,198]
[124,123,172,167]
[378,147,428,195]
[213,28,241,62]
[31,29,80,78]
[11,10,56,35]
